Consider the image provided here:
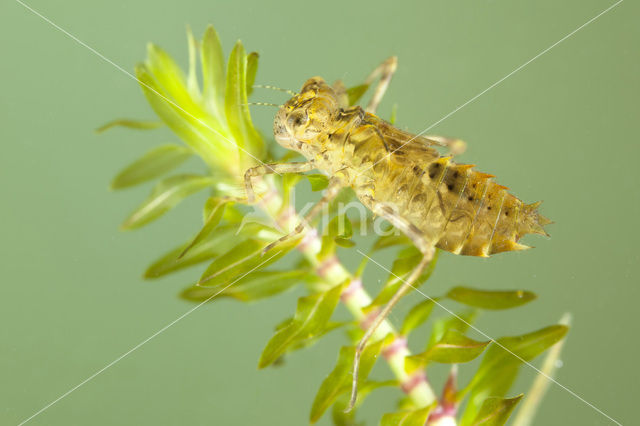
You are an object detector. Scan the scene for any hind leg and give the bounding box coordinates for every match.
[424,135,467,157]
[346,197,436,411]
[364,57,398,114]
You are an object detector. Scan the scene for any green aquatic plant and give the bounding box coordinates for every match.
[100,25,568,426]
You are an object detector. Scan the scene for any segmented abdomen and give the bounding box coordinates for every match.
[366,156,551,257]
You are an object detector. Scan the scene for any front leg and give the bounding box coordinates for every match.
[262,176,345,254]
[244,161,315,203]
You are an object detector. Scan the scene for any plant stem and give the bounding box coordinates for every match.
[257,182,438,409]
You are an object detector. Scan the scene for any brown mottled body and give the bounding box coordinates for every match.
[273,77,550,257]
[252,62,552,410]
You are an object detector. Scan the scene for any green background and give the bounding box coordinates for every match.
[2,0,638,425]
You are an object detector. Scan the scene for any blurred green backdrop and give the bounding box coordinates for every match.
[1,0,638,425]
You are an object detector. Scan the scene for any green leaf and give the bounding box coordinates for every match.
[95,119,163,133]
[446,287,537,310]
[470,395,523,426]
[367,250,438,309]
[144,225,238,278]
[388,247,438,287]
[146,43,193,108]
[310,339,385,423]
[346,84,370,106]
[407,330,488,370]
[135,63,232,169]
[178,197,228,259]
[328,214,355,247]
[185,26,199,98]
[306,173,329,191]
[198,236,299,288]
[281,173,304,206]
[328,215,353,238]
[286,321,348,355]
[201,25,226,118]
[181,269,308,302]
[259,283,345,369]
[318,235,337,263]
[427,310,477,349]
[372,233,411,252]
[389,103,398,125]
[335,238,356,248]
[401,299,435,336]
[460,325,569,425]
[225,40,264,160]
[245,52,259,96]
[380,404,434,426]
[111,144,193,189]
[234,222,283,242]
[121,174,212,230]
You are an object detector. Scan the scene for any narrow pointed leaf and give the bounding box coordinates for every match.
[328,214,353,239]
[260,282,345,369]
[346,84,370,106]
[198,236,299,288]
[328,214,355,247]
[245,52,259,96]
[121,174,212,230]
[372,233,411,251]
[225,41,264,160]
[511,313,572,426]
[96,119,163,133]
[287,321,348,355]
[368,250,438,309]
[407,330,489,370]
[186,26,199,97]
[306,174,329,191]
[201,25,226,116]
[380,404,434,426]
[281,173,304,206]
[389,103,398,124]
[310,339,384,423]
[428,310,477,349]
[178,197,228,259]
[135,64,231,168]
[181,269,308,302]
[470,395,523,426]
[460,325,568,425]
[144,225,238,278]
[446,287,537,310]
[146,43,193,108]
[111,144,193,189]
[401,299,435,336]
[466,325,569,393]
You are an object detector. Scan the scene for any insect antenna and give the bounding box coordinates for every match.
[243,102,281,107]
[253,84,298,97]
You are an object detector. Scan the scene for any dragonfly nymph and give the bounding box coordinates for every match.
[245,57,551,409]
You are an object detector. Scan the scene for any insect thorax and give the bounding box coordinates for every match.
[273,77,551,257]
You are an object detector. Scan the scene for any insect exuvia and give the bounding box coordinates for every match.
[244,57,551,409]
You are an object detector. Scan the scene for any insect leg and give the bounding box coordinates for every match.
[262,177,344,253]
[364,56,398,114]
[424,135,467,157]
[331,79,350,108]
[244,161,315,203]
[347,197,435,411]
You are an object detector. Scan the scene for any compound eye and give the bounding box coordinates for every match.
[287,110,309,129]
